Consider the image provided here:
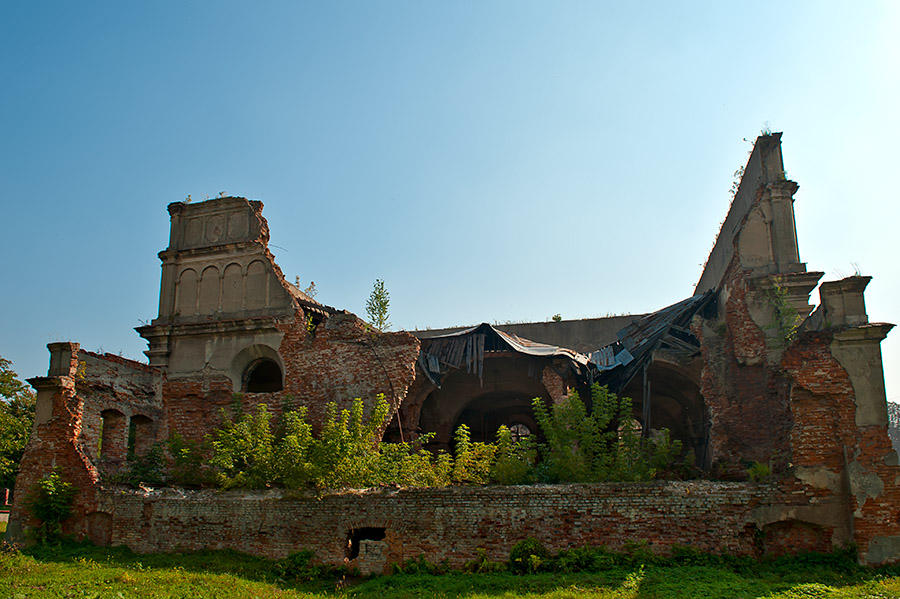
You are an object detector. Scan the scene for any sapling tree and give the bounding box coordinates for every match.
[366,278,391,331]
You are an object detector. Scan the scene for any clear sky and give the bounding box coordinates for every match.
[1,2,898,402]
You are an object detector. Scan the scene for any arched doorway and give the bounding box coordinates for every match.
[416,355,552,450]
[452,391,539,445]
[622,358,708,468]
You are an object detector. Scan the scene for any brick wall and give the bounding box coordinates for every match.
[697,260,794,478]
[94,482,781,570]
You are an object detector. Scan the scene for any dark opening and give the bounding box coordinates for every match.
[243,359,283,392]
[346,527,386,559]
[452,392,539,445]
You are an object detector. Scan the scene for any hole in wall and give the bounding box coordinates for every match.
[346,527,386,559]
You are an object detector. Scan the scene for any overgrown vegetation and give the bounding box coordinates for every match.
[531,385,682,483]
[24,469,77,543]
[3,540,899,599]
[765,276,803,346]
[112,385,683,491]
[0,355,35,489]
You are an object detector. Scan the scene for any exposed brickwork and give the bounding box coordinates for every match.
[9,344,100,538]
[697,260,793,477]
[276,311,420,434]
[97,482,778,569]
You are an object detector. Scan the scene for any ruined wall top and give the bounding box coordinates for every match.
[164,196,267,253]
[695,133,803,294]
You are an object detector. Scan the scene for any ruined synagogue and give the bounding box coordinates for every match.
[8,133,899,569]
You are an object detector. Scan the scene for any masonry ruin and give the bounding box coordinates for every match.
[7,133,899,569]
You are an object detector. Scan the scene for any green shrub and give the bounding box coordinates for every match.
[532,384,681,483]
[746,461,771,482]
[167,433,211,487]
[552,545,616,572]
[110,443,167,487]
[373,436,452,488]
[451,424,496,485]
[150,385,684,491]
[391,554,449,575]
[462,548,506,573]
[273,407,315,488]
[509,537,550,573]
[209,404,278,489]
[25,470,77,543]
[490,425,535,485]
[206,395,454,491]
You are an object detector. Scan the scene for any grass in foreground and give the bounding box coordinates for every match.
[2,542,900,599]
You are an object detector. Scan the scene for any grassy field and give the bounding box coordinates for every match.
[2,542,900,598]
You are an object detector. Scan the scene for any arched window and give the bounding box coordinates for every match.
[243,358,283,392]
[99,409,126,462]
[127,415,155,458]
[508,422,532,443]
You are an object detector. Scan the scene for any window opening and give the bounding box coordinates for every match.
[243,358,283,392]
[127,415,154,458]
[99,409,126,461]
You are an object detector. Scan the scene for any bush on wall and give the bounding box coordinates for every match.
[115,385,682,491]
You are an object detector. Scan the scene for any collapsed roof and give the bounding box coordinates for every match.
[416,291,716,394]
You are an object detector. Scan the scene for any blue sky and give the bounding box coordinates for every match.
[1,2,898,401]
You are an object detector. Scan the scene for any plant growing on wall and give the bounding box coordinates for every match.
[766,276,802,346]
[490,425,536,485]
[366,279,391,331]
[451,424,496,485]
[157,388,683,491]
[206,395,453,490]
[209,404,279,489]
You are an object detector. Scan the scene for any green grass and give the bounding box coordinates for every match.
[2,543,900,598]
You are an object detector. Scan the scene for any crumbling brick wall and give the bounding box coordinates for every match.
[98,482,780,570]
[695,254,900,563]
[7,343,162,540]
[160,310,420,443]
[696,259,794,478]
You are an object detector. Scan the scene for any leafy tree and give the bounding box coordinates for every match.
[0,355,36,489]
[365,278,391,331]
